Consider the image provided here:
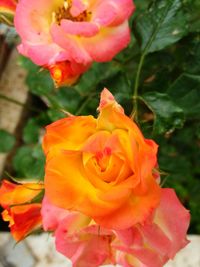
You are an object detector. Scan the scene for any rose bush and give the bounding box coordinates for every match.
[0,180,43,241]
[43,88,161,230]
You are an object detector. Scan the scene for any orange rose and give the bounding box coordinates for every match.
[43,88,161,230]
[0,180,43,241]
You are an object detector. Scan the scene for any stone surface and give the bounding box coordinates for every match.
[165,235,200,267]
[0,48,28,175]
[0,233,199,267]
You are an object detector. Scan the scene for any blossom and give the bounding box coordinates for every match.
[0,0,17,25]
[14,0,135,66]
[0,180,43,241]
[43,88,161,230]
[41,190,190,267]
[46,60,91,87]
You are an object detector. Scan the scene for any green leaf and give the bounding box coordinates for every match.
[47,109,66,122]
[135,0,188,53]
[19,56,54,96]
[75,62,121,94]
[184,0,200,33]
[23,119,40,144]
[13,145,45,180]
[184,39,200,74]
[167,73,200,118]
[0,130,15,152]
[142,92,185,134]
[51,87,82,113]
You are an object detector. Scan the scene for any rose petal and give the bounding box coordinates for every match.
[55,219,112,267]
[0,180,43,207]
[51,23,92,64]
[43,115,96,159]
[113,188,190,266]
[8,204,42,241]
[92,1,118,26]
[70,0,88,17]
[61,20,99,37]
[0,0,16,12]
[44,150,123,218]
[94,174,160,229]
[41,196,69,231]
[153,188,190,258]
[81,21,131,62]
[92,0,135,27]
[17,42,70,65]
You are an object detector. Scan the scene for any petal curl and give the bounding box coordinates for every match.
[51,24,92,64]
[92,0,135,27]
[43,115,96,159]
[17,42,70,65]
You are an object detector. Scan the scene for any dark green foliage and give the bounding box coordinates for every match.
[13,145,45,180]
[168,74,200,118]
[142,92,185,134]
[0,130,15,152]
[135,0,188,53]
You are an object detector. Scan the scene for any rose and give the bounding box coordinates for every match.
[46,60,91,87]
[0,180,43,241]
[43,88,161,230]
[41,189,190,267]
[0,0,17,25]
[14,0,134,86]
[14,0,135,66]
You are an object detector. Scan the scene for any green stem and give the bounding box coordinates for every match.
[75,92,97,115]
[131,53,146,121]
[131,1,173,121]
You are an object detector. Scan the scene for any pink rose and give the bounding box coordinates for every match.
[14,0,135,66]
[41,189,190,267]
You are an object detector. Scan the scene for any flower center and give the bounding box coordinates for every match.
[52,0,91,25]
[95,147,112,172]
